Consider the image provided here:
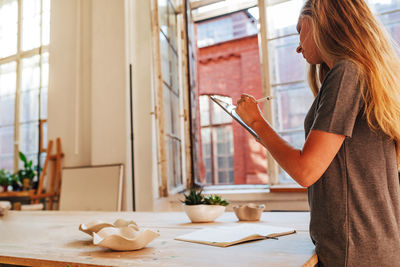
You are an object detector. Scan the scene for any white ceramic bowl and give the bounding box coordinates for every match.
[183,204,226,223]
[93,226,159,251]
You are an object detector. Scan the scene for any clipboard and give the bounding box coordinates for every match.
[209,95,260,141]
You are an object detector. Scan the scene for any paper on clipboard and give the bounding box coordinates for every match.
[209,95,260,141]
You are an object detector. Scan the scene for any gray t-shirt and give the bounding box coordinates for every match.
[304,59,400,266]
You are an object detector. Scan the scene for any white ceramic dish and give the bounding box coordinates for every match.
[79,218,138,236]
[93,225,160,251]
[183,204,226,223]
[233,203,265,221]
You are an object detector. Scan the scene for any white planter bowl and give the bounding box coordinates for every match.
[183,204,226,223]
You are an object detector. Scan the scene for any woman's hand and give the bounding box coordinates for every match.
[236,94,265,129]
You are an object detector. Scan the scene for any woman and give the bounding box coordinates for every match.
[236,0,400,266]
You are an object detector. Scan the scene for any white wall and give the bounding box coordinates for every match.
[48,0,136,210]
[129,0,159,211]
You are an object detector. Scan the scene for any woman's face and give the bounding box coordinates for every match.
[296,16,324,65]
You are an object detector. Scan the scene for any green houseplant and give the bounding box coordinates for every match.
[0,169,11,192]
[182,188,229,223]
[18,151,37,190]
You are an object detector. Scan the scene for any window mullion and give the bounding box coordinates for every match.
[209,99,217,185]
[37,0,44,171]
[257,0,279,185]
[13,0,23,173]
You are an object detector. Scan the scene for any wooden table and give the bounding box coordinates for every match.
[0,190,34,198]
[0,211,317,267]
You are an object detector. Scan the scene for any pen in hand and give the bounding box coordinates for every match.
[256,96,274,103]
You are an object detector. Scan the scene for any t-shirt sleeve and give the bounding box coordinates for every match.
[311,61,363,137]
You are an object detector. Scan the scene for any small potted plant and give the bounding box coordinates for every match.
[182,188,229,223]
[0,169,11,192]
[17,152,37,191]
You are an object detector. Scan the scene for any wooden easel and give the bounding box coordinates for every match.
[30,138,64,210]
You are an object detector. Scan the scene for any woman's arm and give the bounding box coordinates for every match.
[236,94,345,187]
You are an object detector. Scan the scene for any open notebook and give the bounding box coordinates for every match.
[210,95,260,141]
[175,224,296,247]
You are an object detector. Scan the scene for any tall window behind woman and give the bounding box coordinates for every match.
[0,0,50,172]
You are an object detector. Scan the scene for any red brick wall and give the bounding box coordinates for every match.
[196,35,269,185]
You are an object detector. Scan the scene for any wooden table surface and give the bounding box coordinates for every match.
[0,211,317,267]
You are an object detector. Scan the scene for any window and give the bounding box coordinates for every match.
[156,0,185,195]
[190,0,400,188]
[199,95,234,185]
[0,0,49,172]
[197,11,258,47]
[262,0,400,184]
[266,0,312,183]
[194,5,268,187]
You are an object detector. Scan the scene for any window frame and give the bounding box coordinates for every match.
[151,0,190,197]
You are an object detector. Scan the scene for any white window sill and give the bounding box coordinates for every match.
[155,184,309,212]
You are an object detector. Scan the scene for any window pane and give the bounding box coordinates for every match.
[269,35,306,85]
[170,92,180,135]
[21,55,41,92]
[369,0,400,14]
[267,0,303,39]
[201,127,212,184]
[273,82,314,132]
[199,95,210,126]
[0,62,16,128]
[197,17,232,47]
[21,56,41,123]
[197,8,258,48]
[277,131,306,184]
[163,85,172,134]
[19,122,39,155]
[41,88,48,119]
[173,138,182,187]
[167,137,182,189]
[20,89,39,123]
[0,156,13,172]
[41,121,47,150]
[159,0,168,35]
[379,10,400,47]
[171,49,179,94]
[0,61,16,96]
[42,0,51,46]
[168,0,178,51]
[160,32,171,86]
[41,52,49,87]
[0,95,15,125]
[213,126,233,185]
[22,0,41,51]
[41,53,49,119]
[0,0,18,58]
[211,95,232,124]
[0,126,14,155]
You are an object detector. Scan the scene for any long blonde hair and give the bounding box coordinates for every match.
[301,0,400,169]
